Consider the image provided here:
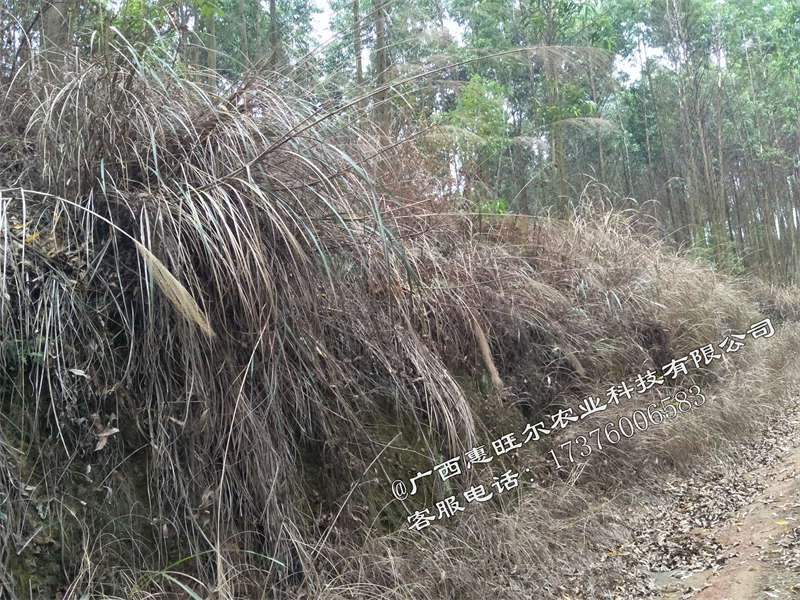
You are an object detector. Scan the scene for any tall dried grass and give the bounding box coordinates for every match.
[0,39,793,600]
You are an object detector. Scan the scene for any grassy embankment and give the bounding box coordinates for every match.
[1,47,799,599]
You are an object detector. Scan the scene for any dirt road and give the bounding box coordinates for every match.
[629,403,800,600]
[656,448,800,600]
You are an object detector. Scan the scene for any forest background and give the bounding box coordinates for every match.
[4,0,799,280]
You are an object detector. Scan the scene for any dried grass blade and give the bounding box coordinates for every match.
[134,240,216,339]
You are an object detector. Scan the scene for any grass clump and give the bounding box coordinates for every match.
[0,43,792,599]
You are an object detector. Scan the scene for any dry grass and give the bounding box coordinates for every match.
[750,279,800,323]
[302,321,800,600]
[0,42,796,600]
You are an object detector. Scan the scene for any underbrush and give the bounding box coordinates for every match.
[1,46,799,599]
[307,322,800,600]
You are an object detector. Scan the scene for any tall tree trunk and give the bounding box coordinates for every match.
[178,1,188,65]
[666,0,702,244]
[511,119,528,211]
[642,41,680,242]
[587,60,605,183]
[714,10,727,256]
[207,9,217,92]
[618,112,633,199]
[374,0,388,132]
[41,0,69,58]
[730,168,744,248]
[353,0,363,88]
[268,0,279,70]
[637,36,657,218]
[191,3,200,80]
[696,114,717,236]
[238,0,248,62]
[255,2,263,58]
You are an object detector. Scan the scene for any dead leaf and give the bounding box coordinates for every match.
[199,486,215,510]
[94,427,120,451]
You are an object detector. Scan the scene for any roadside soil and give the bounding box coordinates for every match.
[605,396,800,600]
